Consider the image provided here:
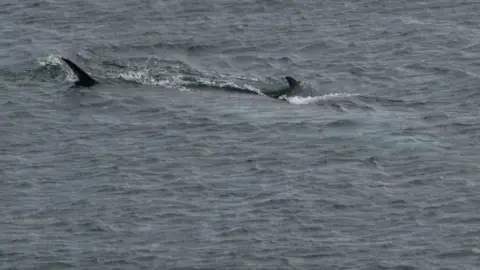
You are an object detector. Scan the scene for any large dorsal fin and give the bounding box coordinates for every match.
[60,57,97,87]
[285,76,298,89]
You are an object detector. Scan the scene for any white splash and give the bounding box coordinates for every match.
[244,84,264,95]
[37,55,77,82]
[37,55,63,66]
[118,70,166,86]
[286,93,359,105]
[194,76,264,95]
[117,70,191,91]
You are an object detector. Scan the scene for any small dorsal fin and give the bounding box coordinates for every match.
[60,57,97,87]
[285,76,298,89]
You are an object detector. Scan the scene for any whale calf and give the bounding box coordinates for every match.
[60,57,299,99]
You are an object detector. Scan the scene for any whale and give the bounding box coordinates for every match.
[60,58,97,87]
[262,76,299,99]
[60,57,299,99]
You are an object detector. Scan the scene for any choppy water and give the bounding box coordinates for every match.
[2,0,480,269]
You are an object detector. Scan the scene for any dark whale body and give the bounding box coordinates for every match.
[262,76,299,98]
[60,58,97,87]
[60,57,299,99]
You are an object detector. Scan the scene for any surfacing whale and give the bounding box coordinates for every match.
[60,57,299,99]
[60,57,97,87]
[262,76,299,99]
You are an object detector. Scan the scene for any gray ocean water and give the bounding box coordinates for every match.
[2,0,480,269]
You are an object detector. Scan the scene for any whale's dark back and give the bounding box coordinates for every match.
[285,76,298,90]
[262,76,300,99]
[61,58,97,87]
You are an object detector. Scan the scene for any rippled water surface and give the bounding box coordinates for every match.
[2,0,480,269]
